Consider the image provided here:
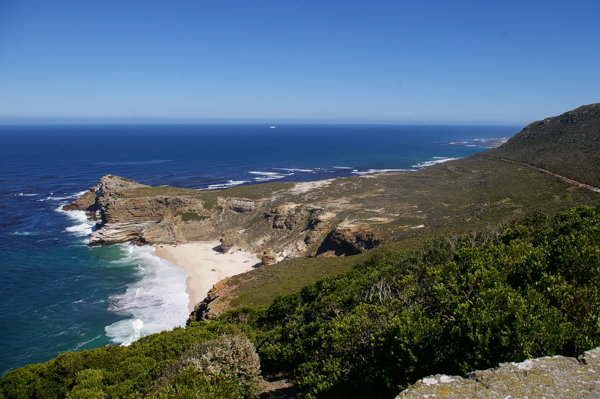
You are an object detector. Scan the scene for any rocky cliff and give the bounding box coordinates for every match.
[397,347,600,398]
[64,174,391,259]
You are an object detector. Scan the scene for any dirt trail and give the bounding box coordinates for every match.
[498,157,600,193]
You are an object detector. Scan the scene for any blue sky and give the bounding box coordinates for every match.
[0,0,598,124]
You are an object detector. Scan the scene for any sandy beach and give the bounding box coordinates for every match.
[153,242,261,312]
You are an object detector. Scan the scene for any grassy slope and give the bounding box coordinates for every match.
[484,103,600,187]
[224,154,599,309]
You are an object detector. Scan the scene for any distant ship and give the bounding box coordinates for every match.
[270,126,276,129]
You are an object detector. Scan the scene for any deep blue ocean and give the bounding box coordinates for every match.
[0,123,521,376]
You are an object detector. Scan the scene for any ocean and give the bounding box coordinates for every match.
[0,123,520,375]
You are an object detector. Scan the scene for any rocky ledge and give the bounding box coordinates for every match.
[397,347,600,398]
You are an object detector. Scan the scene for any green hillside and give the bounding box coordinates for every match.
[484,103,600,187]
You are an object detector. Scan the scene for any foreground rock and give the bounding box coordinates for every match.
[397,347,600,398]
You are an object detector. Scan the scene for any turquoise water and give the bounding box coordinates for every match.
[0,123,520,375]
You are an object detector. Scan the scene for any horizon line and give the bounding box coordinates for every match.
[0,117,527,127]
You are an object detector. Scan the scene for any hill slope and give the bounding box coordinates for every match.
[484,103,600,187]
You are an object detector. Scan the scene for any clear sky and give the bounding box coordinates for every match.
[0,0,598,124]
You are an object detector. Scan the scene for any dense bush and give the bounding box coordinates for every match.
[0,322,260,399]
[158,334,261,398]
[246,205,600,398]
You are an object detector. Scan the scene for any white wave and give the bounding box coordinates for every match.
[40,191,88,202]
[249,171,290,181]
[12,231,35,236]
[448,137,509,148]
[204,180,249,190]
[275,168,314,173]
[351,168,412,176]
[57,207,95,239]
[332,166,353,170]
[104,244,189,346]
[16,193,39,197]
[73,335,102,351]
[254,175,285,181]
[412,157,459,168]
[249,171,284,176]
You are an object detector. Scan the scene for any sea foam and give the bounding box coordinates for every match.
[204,180,249,190]
[104,244,189,346]
[412,157,459,168]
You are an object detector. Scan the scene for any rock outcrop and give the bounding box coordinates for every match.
[187,277,236,324]
[62,189,98,212]
[261,248,277,266]
[397,347,600,398]
[316,224,383,256]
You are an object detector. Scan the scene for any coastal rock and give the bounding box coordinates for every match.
[304,208,331,247]
[226,198,265,213]
[220,230,238,253]
[396,347,600,398]
[261,248,277,265]
[187,278,236,324]
[316,225,382,256]
[265,204,304,230]
[89,195,208,246]
[62,189,97,212]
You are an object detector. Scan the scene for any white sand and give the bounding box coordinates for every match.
[153,242,260,312]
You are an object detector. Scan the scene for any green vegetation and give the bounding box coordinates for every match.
[179,212,206,222]
[242,205,600,397]
[485,103,600,187]
[107,175,134,182]
[0,322,258,399]
[3,205,600,398]
[124,186,203,198]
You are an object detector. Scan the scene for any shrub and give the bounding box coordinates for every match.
[160,334,262,399]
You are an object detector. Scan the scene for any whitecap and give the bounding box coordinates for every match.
[73,335,102,351]
[248,171,284,176]
[203,180,249,190]
[56,207,95,239]
[447,137,509,148]
[351,168,412,175]
[103,244,189,346]
[275,168,314,173]
[412,157,460,168]
[332,166,353,170]
[16,193,39,197]
[249,171,290,181]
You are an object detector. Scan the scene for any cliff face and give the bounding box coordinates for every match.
[64,175,213,246]
[64,175,392,257]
